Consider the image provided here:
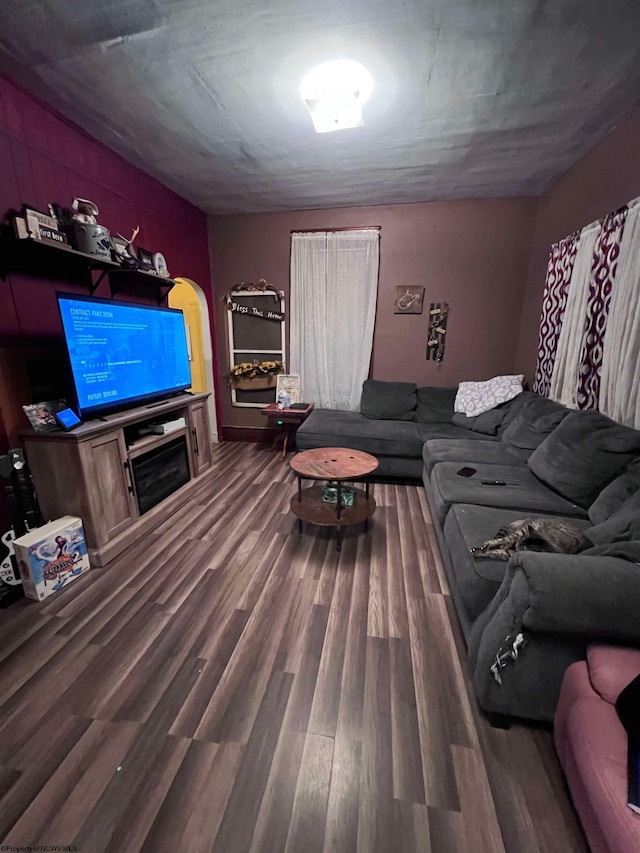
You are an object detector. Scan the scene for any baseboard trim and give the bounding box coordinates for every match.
[221,426,277,443]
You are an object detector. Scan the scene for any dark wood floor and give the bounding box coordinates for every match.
[0,441,588,852]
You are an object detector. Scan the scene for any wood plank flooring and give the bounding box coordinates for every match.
[0,441,588,852]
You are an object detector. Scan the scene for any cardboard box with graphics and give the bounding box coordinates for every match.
[14,516,90,601]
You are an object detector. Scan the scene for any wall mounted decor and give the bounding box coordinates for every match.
[394,286,424,314]
[224,278,285,306]
[426,301,449,363]
[226,284,286,408]
[230,360,284,390]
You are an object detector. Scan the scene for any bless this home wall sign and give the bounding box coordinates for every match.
[230,301,284,322]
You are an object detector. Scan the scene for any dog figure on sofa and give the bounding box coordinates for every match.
[471,518,583,560]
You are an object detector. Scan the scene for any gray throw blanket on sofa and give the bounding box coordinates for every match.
[580,512,640,562]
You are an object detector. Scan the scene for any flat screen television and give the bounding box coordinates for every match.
[57,293,192,416]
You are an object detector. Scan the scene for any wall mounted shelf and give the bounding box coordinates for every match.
[0,231,176,304]
[109,266,176,305]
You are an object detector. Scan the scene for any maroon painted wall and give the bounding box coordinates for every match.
[0,75,214,447]
[209,198,538,430]
[516,106,640,380]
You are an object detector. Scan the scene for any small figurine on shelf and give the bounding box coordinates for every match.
[276,391,291,410]
[72,198,99,224]
[114,225,141,268]
[69,197,112,259]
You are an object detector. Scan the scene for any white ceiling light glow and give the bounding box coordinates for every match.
[300,60,373,133]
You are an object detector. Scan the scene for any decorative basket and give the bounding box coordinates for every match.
[231,373,280,390]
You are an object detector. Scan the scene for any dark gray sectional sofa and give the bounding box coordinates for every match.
[296,379,640,724]
[296,381,499,480]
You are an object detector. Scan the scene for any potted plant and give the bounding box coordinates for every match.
[230,359,284,390]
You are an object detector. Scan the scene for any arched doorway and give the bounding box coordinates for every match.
[169,278,218,442]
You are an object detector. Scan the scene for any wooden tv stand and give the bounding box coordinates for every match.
[22,392,212,567]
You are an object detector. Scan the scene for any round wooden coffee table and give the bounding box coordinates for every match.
[290,447,379,552]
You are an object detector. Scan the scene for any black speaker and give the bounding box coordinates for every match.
[0,450,43,535]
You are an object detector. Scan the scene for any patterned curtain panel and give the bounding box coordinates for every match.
[576,208,628,410]
[549,224,600,408]
[599,199,640,426]
[532,233,580,396]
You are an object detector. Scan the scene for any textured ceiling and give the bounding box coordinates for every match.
[1,1,639,214]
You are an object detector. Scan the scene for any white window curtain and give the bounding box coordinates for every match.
[290,230,379,410]
[599,198,640,426]
[549,222,600,408]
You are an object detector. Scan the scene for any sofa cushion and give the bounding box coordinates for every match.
[360,379,416,421]
[444,504,591,621]
[422,438,522,474]
[450,391,536,436]
[371,455,424,480]
[428,462,586,525]
[296,408,423,458]
[415,386,457,424]
[454,374,524,417]
[415,423,499,444]
[528,411,640,508]
[587,643,640,705]
[588,461,640,525]
[500,397,569,462]
[581,494,640,555]
[451,407,511,436]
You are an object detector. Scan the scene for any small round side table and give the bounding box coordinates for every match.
[289,447,379,552]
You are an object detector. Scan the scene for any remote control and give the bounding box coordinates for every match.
[481,479,506,486]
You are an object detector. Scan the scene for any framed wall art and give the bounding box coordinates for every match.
[394,286,424,314]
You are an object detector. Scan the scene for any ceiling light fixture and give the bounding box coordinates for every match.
[300,59,373,133]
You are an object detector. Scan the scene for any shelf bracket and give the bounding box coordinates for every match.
[157,283,173,305]
[89,268,109,295]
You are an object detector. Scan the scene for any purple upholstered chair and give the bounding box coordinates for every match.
[554,643,640,853]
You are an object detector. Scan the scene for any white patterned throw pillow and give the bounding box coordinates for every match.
[455,375,524,417]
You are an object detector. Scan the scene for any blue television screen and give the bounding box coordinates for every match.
[58,294,192,416]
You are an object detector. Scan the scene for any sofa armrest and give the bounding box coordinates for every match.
[514,551,640,641]
[467,552,640,722]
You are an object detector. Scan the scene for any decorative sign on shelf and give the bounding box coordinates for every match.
[13,205,68,246]
[426,301,449,363]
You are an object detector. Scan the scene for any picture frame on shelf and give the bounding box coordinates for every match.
[22,399,68,432]
[137,247,155,272]
[153,252,170,278]
[276,374,300,405]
